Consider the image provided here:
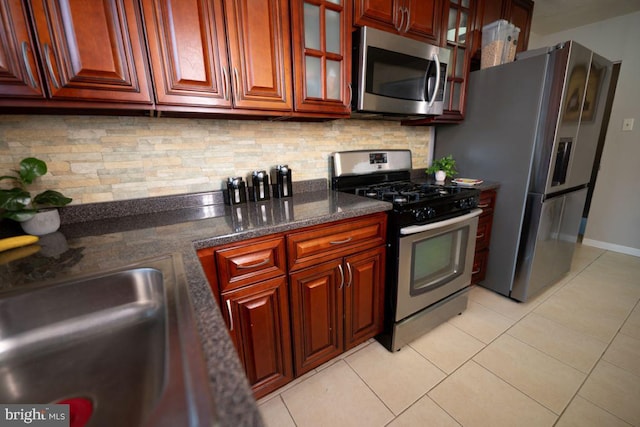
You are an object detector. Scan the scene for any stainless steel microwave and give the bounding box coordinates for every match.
[352,27,450,118]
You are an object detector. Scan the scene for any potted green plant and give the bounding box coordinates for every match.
[0,157,72,235]
[426,155,458,182]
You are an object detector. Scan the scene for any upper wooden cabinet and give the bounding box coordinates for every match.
[26,0,153,104]
[438,0,476,122]
[290,0,351,115]
[354,0,443,45]
[474,0,533,56]
[505,0,533,53]
[223,0,293,111]
[0,0,45,98]
[140,0,230,108]
[142,0,293,112]
[403,0,477,125]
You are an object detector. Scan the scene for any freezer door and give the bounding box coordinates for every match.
[512,188,588,301]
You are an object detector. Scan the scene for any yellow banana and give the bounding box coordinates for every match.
[0,235,40,252]
[0,244,41,265]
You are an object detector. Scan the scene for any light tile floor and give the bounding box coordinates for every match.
[258,244,640,426]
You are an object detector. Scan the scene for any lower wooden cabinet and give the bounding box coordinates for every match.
[472,188,497,284]
[197,212,387,399]
[344,247,386,350]
[222,276,293,397]
[289,246,385,375]
[289,258,344,374]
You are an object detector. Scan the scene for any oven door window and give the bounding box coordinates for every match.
[410,226,468,295]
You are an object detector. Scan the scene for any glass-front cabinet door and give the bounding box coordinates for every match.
[290,0,351,115]
[403,0,475,125]
[440,0,474,121]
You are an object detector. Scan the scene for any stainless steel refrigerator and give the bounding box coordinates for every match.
[435,41,613,301]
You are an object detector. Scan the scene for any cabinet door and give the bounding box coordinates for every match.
[222,276,293,398]
[29,0,152,103]
[405,0,442,44]
[354,0,398,31]
[290,0,351,115]
[289,258,343,375]
[141,0,231,108]
[344,246,385,350]
[0,0,45,98]
[440,0,474,121]
[355,0,441,43]
[223,0,293,111]
[505,0,533,53]
[472,247,488,284]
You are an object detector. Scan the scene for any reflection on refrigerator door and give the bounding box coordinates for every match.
[513,188,588,301]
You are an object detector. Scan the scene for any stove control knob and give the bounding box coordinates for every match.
[468,197,479,208]
[413,207,436,222]
[414,208,428,222]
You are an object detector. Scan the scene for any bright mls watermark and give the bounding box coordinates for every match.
[0,405,69,427]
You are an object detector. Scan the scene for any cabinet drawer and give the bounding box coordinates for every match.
[216,236,287,292]
[475,215,493,251]
[287,213,387,272]
[472,248,489,284]
[478,189,497,216]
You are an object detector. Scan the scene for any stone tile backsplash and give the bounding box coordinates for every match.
[0,115,431,204]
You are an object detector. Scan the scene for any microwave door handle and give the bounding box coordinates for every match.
[427,53,441,107]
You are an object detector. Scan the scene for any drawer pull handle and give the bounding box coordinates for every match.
[237,258,270,269]
[478,203,490,208]
[346,262,353,287]
[472,269,481,274]
[226,300,234,331]
[476,233,485,239]
[330,237,352,245]
[338,264,345,289]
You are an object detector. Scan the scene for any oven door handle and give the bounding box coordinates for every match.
[400,209,482,235]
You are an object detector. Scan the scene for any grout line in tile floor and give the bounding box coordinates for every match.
[560,297,640,426]
[258,245,640,427]
[457,248,633,425]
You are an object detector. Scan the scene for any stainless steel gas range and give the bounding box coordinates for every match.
[331,149,481,351]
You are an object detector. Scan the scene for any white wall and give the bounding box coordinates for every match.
[529,11,640,256]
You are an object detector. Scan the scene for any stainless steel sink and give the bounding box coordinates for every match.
[0,255,217,427]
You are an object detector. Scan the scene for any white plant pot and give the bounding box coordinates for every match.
[20,209,61,236]
[435,170,447,182]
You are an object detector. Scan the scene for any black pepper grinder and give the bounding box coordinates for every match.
[225,176,247,205]
[250,170,270,201]
[272,165,292,198]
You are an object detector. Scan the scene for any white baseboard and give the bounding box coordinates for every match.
[581,238,640,258]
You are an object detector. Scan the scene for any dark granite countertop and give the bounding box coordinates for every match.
[0,185,392,427]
